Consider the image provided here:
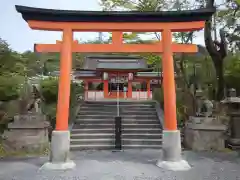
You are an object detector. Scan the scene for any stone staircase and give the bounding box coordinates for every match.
[70,101,163,151]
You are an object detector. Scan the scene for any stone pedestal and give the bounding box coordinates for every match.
[156,130,191,171]
[2,114,50,152]
[184,120,227,151]
[40,130,76,170]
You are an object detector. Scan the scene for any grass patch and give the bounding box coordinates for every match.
[218,148,234,153]
[0,143,49,158]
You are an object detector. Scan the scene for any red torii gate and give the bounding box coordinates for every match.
[34,33,198,132]
[16,5,215,171]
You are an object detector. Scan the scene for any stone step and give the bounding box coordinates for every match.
[71,101,162,151]
[70,144,115,151]
[71,128,162,134]
[122,133,162,139]
[70,133,162,139]
[76,115,115,119]
[122,115,158,118]
[80,105,155,109]
[78,111,157,115]
[79,109,156,113]
[74,119,159,124]
[71,128,114,134]
[78,111,117,115]
[75,120,115,124]
[70,139,114,145]
[77,114,158,119]
[73,124,114,129]
[122,139,162,145]
[120,111,157,114]
[80,105,116,108]
[121,119,159,124]
[122,128,162,134]
[73,123,160,129]
[122,144,162,149]
[82,103,154,107]
[71,133,115,139]
[122,124,161,129]
[80,107,156,111]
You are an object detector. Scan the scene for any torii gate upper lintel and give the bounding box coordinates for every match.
[16,5,215,170]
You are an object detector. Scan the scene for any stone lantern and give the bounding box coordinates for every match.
[221,88,240,149]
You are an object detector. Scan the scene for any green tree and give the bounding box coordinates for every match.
[0,38,26,101]
[40,77,59,104]
[216,0,240,52]
[224,53,240,94]
[0,75,22,101]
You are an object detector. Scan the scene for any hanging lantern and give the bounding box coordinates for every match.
[102,72,108,80]
[128,73,133,81]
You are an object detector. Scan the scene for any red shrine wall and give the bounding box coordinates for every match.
[81,73,155,100]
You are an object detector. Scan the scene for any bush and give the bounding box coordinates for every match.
[40,77,58,104]
[69,82,84,124]
[0,100,19,134]
[152,88,164,107]
[152,87,187,127]
[224,54,240,95]
[40,77,84,104]
[0,75,23,101]
[40,77,84,131]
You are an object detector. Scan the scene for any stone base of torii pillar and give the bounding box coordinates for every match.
[40,131,76,170]
[156,130,191,171]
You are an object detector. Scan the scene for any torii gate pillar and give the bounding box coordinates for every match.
[43,28,76,170]
[156,29,190,170]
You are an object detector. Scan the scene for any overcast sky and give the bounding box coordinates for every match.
[0,0,205,53]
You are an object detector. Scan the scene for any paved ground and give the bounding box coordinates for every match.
[0,150,240,180]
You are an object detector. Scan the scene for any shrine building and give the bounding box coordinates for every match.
[74,54,163,100]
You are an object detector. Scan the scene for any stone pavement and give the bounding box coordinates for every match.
[0,150,240,180]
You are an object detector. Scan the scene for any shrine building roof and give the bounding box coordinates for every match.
[16,5,215,23]
[83,55,148,70]
[86,55,141,59]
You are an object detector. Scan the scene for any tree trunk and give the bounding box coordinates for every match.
[213,59,225,100]
[204,0,227,101]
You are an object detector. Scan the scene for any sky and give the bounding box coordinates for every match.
[0,0,205,53]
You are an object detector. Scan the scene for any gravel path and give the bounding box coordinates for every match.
[0,150,240,180]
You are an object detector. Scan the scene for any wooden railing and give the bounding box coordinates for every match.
[84,91,104,100]
[84,90,152,100]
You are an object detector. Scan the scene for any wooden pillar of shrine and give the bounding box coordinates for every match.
[55,28,73,131]
[103,80,109,98]
[128,81,132,98]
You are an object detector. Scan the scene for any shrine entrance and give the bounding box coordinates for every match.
[108,73,128,99]
[16,5,215,170]
[109,83,125,98]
